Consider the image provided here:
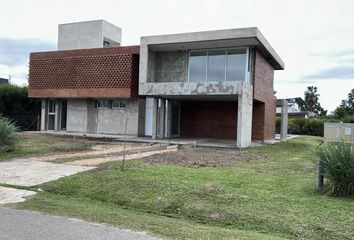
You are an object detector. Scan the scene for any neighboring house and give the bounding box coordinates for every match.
[276,97,307,118]
[28,20,284,148]
[0,78,9,85]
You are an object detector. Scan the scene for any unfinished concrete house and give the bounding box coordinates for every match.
[28,20,284,148]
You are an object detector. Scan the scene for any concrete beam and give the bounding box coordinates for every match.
[280,99,288,141]
[236,85,253,148]
[139,81,243,96]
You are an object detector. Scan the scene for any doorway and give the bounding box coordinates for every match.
[60,100,67,131]
[171,101,180,137]
[47,100,55,130]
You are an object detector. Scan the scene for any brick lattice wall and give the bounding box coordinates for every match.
[28,46,139,98]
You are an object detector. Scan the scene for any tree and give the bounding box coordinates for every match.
[333,89,354,118]
[303,86,327,117]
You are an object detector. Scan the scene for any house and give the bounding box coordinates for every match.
[0,78,9,85]
[28,20,284,148]
[276,97,307,118]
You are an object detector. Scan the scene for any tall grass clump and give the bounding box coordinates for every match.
[0,115,18,152]
[315,141,354,197]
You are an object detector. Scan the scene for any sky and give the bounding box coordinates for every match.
[0,0,353,112]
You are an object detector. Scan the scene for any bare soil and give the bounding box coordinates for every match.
[142,148,269,167]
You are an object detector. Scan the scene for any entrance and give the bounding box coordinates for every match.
[60,100,67,131]
[171,101,180,137]
[47,100,55,130]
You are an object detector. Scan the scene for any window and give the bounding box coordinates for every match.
[188,48,248,82]
[226,49,247,81]
[188,51,207,82]
[96,100,110,108]
[112,100,127,109]
[208,50,226,82]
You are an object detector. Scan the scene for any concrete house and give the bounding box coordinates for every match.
[28,20,284,148]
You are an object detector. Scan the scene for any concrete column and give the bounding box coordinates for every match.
[165,100,172,138]
[151,97,158,140]
[40,99,47,131]
[280,99,288,141]
[237,85,253,148]
[54,100,60,131]
[158,99,166,138]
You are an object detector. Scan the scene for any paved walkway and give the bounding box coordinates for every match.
[0,207,161,240]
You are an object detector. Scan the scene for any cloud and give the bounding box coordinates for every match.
[0,38,55,66]
[303,66,354,80]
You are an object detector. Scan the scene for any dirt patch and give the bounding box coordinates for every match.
[142,148,268,167]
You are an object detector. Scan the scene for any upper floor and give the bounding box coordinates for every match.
[28,21,284,101]
[139,27,284,99]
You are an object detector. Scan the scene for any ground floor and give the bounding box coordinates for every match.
[39,92,275,148]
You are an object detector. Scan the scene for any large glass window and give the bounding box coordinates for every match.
[208,50,226,82]
[188,48,248,83]
[226,49,247,82]
[189,51,207,82]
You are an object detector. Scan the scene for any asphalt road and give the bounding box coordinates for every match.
[0,207,161,240]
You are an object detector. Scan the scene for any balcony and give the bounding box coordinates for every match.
[28,46,139,98]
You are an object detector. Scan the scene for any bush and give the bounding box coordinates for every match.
[0,84,40,130]
[315,142,354,197]
[0,115,18,152]
[275,117,341,136]
[342,115,354,123]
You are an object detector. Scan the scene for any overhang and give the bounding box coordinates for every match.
[141,27,284,70]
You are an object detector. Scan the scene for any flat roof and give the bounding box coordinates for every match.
[141,27,284,70]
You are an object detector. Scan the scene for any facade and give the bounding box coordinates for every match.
[276,97,307,118]
[0,78,9,85]
[28,20,284,148]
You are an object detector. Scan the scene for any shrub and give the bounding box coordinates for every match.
[342,115,354,123]
[315,141,354,197]
[0,115,18,152]
[0,84,40,130]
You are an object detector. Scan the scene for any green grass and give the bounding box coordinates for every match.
[16,136,354,240]
[0,133,93,161]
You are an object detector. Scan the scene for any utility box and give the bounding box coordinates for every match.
[324,122,354,143]
[58,20,122,50]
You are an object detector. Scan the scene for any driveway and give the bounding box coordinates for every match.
[0,142,177,204]
[0,207,160,240]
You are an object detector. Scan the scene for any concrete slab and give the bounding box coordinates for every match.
[0,160,94,186]
[0,187,36,205]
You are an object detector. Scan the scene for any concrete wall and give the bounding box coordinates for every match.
[58,20,121,50]
[155,51,188,82]
[66,99,88,133]
[324,123,354,143]
[66,99,142,135]
[96,100,140,135]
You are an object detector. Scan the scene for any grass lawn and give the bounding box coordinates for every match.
[16,136,354,240]
[0,132,93,161]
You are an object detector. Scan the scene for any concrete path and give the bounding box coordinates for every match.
[0,160,94,186]
[0,187,36,204]
[0,207,161,240]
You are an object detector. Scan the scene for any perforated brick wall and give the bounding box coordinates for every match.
[28,46,139,98]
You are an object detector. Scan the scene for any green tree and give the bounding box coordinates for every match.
[304,86,326,117]
[333,89,354,118]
